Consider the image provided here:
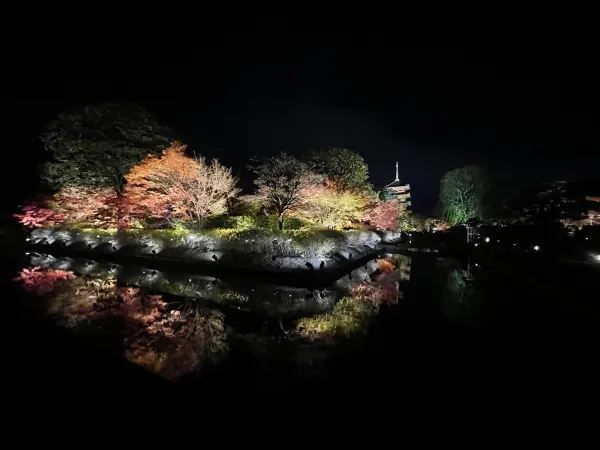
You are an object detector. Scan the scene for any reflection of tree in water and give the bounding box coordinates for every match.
[296,256,404,340]
[14,267,228,380]
[394,254,412,282]
[441,266,482,327]
[14,253,408,380]
[126,301,227,380]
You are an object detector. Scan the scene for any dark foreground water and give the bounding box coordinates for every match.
[4,247,599,446]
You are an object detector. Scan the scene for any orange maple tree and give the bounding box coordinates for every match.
[124,143,239,228]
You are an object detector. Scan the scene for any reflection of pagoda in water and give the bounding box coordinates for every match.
[382,162,411,209]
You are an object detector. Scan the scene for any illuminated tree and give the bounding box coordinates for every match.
[439,166,490,225]
[248,153,321,230]
[125,143,239,228]
[306,148,371,191]
[50,186,123,228]
[296,182,367,229]
[14,199,65,228]
[41,103,173,194]
[362,200,404,231]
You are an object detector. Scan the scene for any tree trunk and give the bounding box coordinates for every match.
[278,213,284,231]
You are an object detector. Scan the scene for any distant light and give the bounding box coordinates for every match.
[485,237,490,243]
[585,237,589,241]
[513,243,517,246]
[474,243,479,247]
[497,240,500,243]
[533,245,540,251]
[594,254,600,262]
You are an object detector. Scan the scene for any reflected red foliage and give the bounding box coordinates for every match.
[15,266,226,380]
[14,267,75,295]
[352,271,401,305]
[125,307,227,380]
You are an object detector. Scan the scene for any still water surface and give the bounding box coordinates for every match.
[14,250,530,384]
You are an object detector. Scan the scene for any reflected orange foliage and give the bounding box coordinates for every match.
[377,259,396,273]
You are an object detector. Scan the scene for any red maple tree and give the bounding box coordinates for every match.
[362,200,403,231]
[14,200,65,228]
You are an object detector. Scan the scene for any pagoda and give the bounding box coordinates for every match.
[382,162,411,208]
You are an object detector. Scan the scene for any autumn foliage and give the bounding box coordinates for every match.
[124,143,239,228]
[14,267,76,295]
[16,143,239,230]
[296,182,367,229]
[14,267,228,380]
[14,200,65,228]
[362,200,403,231]
[52,186,124,228]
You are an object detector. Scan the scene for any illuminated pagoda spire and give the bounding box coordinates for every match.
[382,161,411,209]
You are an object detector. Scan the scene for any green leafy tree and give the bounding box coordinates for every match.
[41,103,173,194]
[247,153,321,230]
[306,148,370,191]
[439,166,490,225]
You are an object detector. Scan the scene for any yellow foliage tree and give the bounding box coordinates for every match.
[295,182,367,229]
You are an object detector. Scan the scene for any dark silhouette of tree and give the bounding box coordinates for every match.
[41,103,174,194]
[306,148,370,191]
[247,153,320,230]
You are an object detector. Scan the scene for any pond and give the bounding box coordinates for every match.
[8,247,599,444]
[14,247,582,384]
[14,250,412,381]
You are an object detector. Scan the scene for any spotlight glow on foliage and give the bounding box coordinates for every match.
[125,143,239,229]
[296,182,367,229]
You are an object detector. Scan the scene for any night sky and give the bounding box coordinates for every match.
[8,8,599,215]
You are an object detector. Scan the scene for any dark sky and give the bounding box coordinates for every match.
[8,7,599,214]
